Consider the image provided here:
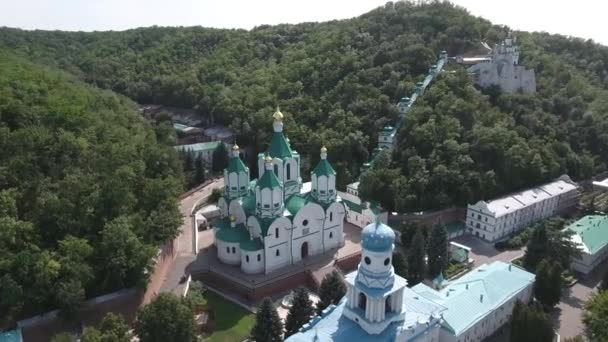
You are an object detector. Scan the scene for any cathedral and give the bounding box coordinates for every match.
[215,108,345,275]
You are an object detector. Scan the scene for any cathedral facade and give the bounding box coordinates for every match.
[215,108,345,275]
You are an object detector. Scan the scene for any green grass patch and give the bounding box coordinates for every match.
[203,291,255,342]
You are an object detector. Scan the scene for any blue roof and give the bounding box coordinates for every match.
[286,288,444,342]
[412,261,535,336]
[0,329,22,342]
[361,220,395,253]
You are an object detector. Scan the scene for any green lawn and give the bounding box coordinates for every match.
[203,291,255,342]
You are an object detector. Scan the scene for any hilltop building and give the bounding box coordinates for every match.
[287,221,535,342]
[565,215,608,275]
[338,182,387,228]
[466,175,579,242]
[464,37,536,93]
[174,141,223,167]
[215,108,345,275]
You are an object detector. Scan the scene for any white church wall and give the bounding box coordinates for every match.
[217,240,241,265]
[241,250,264,274]
[228,199,246,224]
[264,217,292,274]
[323,202,345,251]
[217,197,228,218]
[246,216,262,239]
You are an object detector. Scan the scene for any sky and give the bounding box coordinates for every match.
[0,0,605,45]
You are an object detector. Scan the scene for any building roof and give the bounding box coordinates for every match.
[268,131,293,159]
[215,219,250,243]
[412,261,535,336]
[285,194,309,216]
[565,215,608,255]
[312,158,336,177]
[240,238,264,251]
[241,194,256,216]
[286,288,444,342]
[343,198,364,213]
[361,220,395,253]
[593,178,608,190]
[257,168,282,189]
[174,141,221,153]
[0,329,22,342]
[227,155,248,174]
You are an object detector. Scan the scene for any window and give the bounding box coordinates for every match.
[276,249,280,257]
[226,247,230,253]
[246,255,250,262]
[329,232,333,239]
[330,212,333,222]
[264,204,270,208]
[477,214,481,220]
[364,257,371,265]
[257,254,261,261]
[384,258,390,266]
[275,228,279,239]
[274,203,279,207]
[286,163,291,180]
[302,219,309,226]
[232,247,236,253]
[274,164,279,176]
[231,186,237,190]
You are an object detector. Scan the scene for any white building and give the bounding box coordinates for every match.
[174,141,223,167]
[467,175,579,242]
[565,215,608,275]
[338,182,387,228]
[466,37,536,93]
[215,108,345,275]
[287,221,535,342]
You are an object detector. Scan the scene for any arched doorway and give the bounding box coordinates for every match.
[385,296,392,313]
[358,293,367,311]
[301,242,309,259]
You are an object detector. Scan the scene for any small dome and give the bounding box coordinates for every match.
[320,146,327,153]
[230,215,236,222]
[232,144,240,151]
[361,220,395,253]
[265,155,273,163]
[273,107,284,121]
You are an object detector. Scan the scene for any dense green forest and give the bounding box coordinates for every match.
[0,50,183,324]
[1,2,608,323]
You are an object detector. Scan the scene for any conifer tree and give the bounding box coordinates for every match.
[392,252,408,278]
[211,143,229,173]
[510,301,554,342]
[251,297,283,342]
[523,225,549,271]
[407,228,426,286]
[534,259,559,309]
[316,271,346,315]
[427,224,448,278]
[284,287,315,338]
[194,153,206,185]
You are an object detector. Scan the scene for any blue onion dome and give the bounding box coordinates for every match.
[361,220,395,253]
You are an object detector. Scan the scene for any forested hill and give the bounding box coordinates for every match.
[1,0,608,212]
[0,49,183,324]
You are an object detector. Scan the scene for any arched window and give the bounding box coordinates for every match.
[246,255,250,263]
[329,232,333,239]
[276,249,280,257]
[329,212,333,222]
[232,247,236,253]
[358,293,367,311]
[274,164,279,177]
[385,296,392,313]
[286,162,291,180]
[257,254,261,261]
[275,227,279,239]
[226,247,230,254]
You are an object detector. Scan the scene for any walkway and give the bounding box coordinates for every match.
[159,178,224,295]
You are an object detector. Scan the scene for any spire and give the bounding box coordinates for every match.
[273,106,284,133]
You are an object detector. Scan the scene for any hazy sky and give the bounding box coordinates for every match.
[0,0,605,45]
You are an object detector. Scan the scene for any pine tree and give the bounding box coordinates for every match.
[601,269,608,291]
[316,271,346,315]
[534,259,555,309]
[523,225,549,272]
[392,252,408,278]
[194,153,206,185]
[427,224,448,278]
[510,301,554,342]
[211,143,229,173]
[250,297,283,342]
[183,149,194,172]
[407,228,426,286]
[284,287,315,338]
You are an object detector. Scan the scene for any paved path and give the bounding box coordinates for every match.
[450,235,524,266]
[159,178,224,295]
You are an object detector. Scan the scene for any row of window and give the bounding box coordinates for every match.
[245,254,262,263]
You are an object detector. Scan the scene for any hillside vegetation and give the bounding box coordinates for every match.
[0,50,183,323]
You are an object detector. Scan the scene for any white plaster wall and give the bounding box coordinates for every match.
[228,200,246,224]
[360,249,393,278]
[571,245,608,275]
[291,203,324,263]
[217,197,228,218]
[217,240,241,265]
[241,250,264,274]
[264,217,292,274]
[346,209,367,228]
[246,216,262,239]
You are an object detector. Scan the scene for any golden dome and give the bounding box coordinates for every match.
[230,215,236,222]
[265,155,273,163]
[320,146,328,153]
[232,144,239,151]
[273,106,284,121]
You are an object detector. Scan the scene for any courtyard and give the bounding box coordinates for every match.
[450,234,525,266]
